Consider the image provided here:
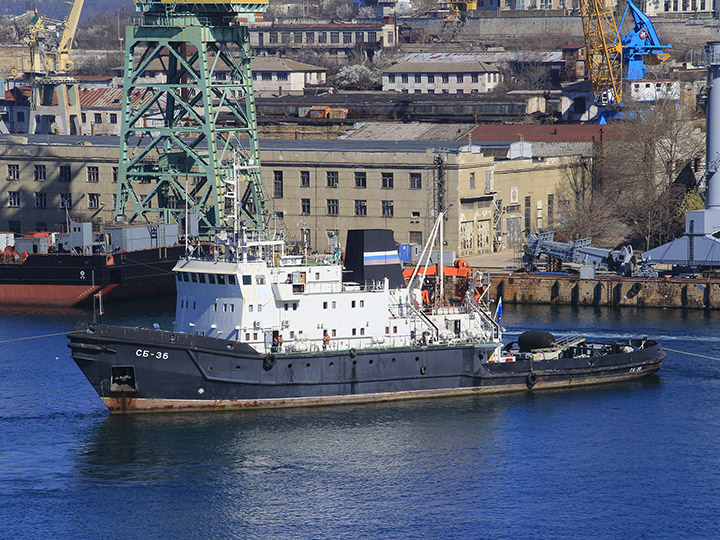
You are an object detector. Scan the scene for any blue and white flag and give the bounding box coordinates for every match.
[495,297,503,323]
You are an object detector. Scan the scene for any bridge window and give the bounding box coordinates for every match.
[191,273,198,283]
[199,274,206,284]
[242,275,251,285]
[218,275,225,285]
[209,274,216,284]
[229,275,237,285]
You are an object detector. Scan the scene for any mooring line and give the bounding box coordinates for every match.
[0,331,69,344]
[664,347,720,361]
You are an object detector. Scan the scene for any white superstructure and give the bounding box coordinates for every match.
[172,227,501,356]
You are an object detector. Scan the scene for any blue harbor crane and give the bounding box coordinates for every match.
[618,0,671,83]
[579,0,671,121]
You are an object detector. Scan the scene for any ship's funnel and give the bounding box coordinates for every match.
[705,42,720,209]
[344,229,404,289]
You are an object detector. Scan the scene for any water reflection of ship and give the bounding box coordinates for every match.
[74,398,508,485]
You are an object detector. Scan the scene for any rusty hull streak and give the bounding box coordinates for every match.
[102,361,661,413]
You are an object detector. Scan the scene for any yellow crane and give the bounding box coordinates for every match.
[21,0,85,135]
[578,0,623,105]
[25,0,84,73]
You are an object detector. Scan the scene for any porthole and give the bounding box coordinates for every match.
[306,363,311,368]
[415,357,419,362]
[352,360,357,366]
[288,363,293,369]
[369,359,373,365]
[329,361,334,367]
[235,365,241,371]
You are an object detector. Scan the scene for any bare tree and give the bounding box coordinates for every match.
[600,98,705,250]
[556,158,626,245]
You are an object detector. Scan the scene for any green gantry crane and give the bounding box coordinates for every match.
[115,0,285,240]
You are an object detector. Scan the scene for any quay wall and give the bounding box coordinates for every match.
[489,273,720,309]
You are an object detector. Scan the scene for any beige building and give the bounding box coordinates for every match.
[0,136,585,257]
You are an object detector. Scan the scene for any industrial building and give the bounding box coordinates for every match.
[0,135,584,257]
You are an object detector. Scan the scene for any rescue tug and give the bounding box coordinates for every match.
[67,213,664,413]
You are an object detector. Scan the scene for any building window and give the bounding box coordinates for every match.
[327,199,339,216]
[381,172,394,189]
[273,171,283,198]
[277,72,288,81]
[34,192,47,208]
[261,73,272,81]
[330,32,340,43]
[94,113,102,124]
[410,172,421,189]
[442,75,449,83]
[7,164,19,181]
[428,75,435,83]
[327,171,339,188]
[388,74,395,83]
[415,74,421,83]
[60,193,72,208]
[355,31,364,43]
[355,199,367,216]
[81,112,86,123]
[401,74,408,83]
[8,191,20,207]
[472,74,479,83]
[547,194,554,228]
[269,32,278,43]
[87,166,99,183]
[300,170,310,187]
[354,171,366,188]
[8,220,20,233]
[469,172,475,189]
[367,31,376,42]
[110,113,118,124]
[34,164,46,182]
[525,196,532,231]
[294,33,302,43]
[409,231,422,244]
[88,193,100,209]
[113,167,118,183]
[36,221,47,232]
[59,164,71,183]
[381,200,394,217]
[411,211,420,223]
[343,32,352,44]
[17,111,25,123]
[305,32,315,43]
[457,74,464,83]
[318,32,327,43]
[301,198,310,215]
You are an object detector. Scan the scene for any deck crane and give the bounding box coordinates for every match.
[578,0,670,108]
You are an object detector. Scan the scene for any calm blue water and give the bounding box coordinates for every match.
[1,301,720,539]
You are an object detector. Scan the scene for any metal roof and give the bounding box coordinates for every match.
[397,51,564,64]
[384,61,499,74]
[0,133,506,154]
[78,88,158,110]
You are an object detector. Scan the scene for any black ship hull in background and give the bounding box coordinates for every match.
[0,246,188,306]
[68,324,665,414]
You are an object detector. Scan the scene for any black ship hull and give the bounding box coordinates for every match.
[68,324,665,414]
[0,246,188,306]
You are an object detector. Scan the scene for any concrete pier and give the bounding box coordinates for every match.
[490,273,720,309]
